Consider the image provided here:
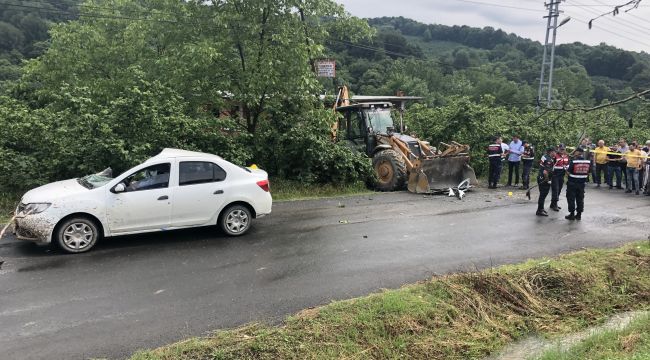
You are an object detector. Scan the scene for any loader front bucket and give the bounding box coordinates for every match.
[407,156,478,193]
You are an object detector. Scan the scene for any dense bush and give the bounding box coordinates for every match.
[0,83,251,192]
[1,1,650,193]
[254,108,376,185]
[405,97,650,176]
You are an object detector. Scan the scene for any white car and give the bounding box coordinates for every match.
[13,148,272,253]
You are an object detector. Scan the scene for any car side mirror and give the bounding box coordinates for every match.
[113,183,126,193]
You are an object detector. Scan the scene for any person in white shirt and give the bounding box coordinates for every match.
[507,135,524,187]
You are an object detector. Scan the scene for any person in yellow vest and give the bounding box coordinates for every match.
[642,140,650,195]
[625,142,643,195]
[593,139,609,188]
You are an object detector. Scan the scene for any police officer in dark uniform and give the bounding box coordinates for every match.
[550,144,569,211]
[565,147,592,220]
[486,136,504,189]
[521,141,535,190]
[536,147,556,216]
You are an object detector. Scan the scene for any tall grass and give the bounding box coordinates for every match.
[269,179,373,201]
[131,243,650,360]
[535,314,650,360]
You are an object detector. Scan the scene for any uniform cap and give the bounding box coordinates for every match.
[558,143,566,149]
[546,146,555,152]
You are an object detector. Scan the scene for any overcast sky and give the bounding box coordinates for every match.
[336,0,650,53]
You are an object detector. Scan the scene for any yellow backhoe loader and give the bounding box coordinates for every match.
[331,86,478,193]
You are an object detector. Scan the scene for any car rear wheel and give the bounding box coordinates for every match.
[219,205,252,236]
[55,217,99,253]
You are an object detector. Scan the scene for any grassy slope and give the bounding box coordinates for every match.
[535,314,650,360]
[131,242,650,360]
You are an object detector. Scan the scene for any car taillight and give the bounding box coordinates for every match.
[257,179,270,192]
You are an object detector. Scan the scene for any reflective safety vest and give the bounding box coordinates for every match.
[554,154,569,171]
[487,144,502,157]
[568,159,591,182]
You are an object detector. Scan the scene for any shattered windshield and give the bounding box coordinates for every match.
[364,108,394,134]
[77,168,113,189]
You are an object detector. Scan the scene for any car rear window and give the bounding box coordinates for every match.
[179,161,226,186]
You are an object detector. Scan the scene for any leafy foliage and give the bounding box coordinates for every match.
[0,0,375,192]
[0,0,78,89]
[1,6,650,192]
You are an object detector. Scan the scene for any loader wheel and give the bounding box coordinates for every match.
[372,149,407,191]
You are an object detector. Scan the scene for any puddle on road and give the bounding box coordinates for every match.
[485,310,649,360]
[16,258,67,272]
[590,215,628,225]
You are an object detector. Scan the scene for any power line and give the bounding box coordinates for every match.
[573,0,650,34]
[329,39,425,59]
[564,0,650,38]
[564,13,650,48]
[28,0,220,22]
[452,0,543,13]
[590,0,650,26]
[0,1,208,26]
[583,0,644,28]
[519,0,648,6]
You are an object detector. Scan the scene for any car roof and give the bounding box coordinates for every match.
[145,148,223,162]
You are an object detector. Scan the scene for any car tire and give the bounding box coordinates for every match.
[55,217,100,254]
[219,205,252,236]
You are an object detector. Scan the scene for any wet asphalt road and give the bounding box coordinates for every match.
[1,187,649,360]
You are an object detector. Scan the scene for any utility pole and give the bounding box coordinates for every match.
[537,1,570,114]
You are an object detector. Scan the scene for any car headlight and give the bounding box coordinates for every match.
[19,203,52,215]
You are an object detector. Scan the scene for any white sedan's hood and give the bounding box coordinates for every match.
[22,179,89,203]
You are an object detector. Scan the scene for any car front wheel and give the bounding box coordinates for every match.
[219,205,252,236]
[55,217,99,253]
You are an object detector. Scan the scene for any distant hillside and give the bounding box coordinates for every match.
[0,1,78,86]
[327,16,650,117]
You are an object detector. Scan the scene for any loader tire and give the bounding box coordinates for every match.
[372,149,407,191]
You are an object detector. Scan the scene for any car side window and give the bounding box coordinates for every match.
[123,163,171,192]
[179,161,227,186]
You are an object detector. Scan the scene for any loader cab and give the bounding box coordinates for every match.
[336,102,395,156]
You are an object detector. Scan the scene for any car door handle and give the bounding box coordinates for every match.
[158,195,169,200]
[213,190,224,195]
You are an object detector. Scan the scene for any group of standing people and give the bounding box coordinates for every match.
[486,136,650,220]
[535,144,587,220]
[592,138,650,195]
[486,135,535,189]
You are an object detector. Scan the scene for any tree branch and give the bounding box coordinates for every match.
[588,0,643,29]
[546,88,650,114]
